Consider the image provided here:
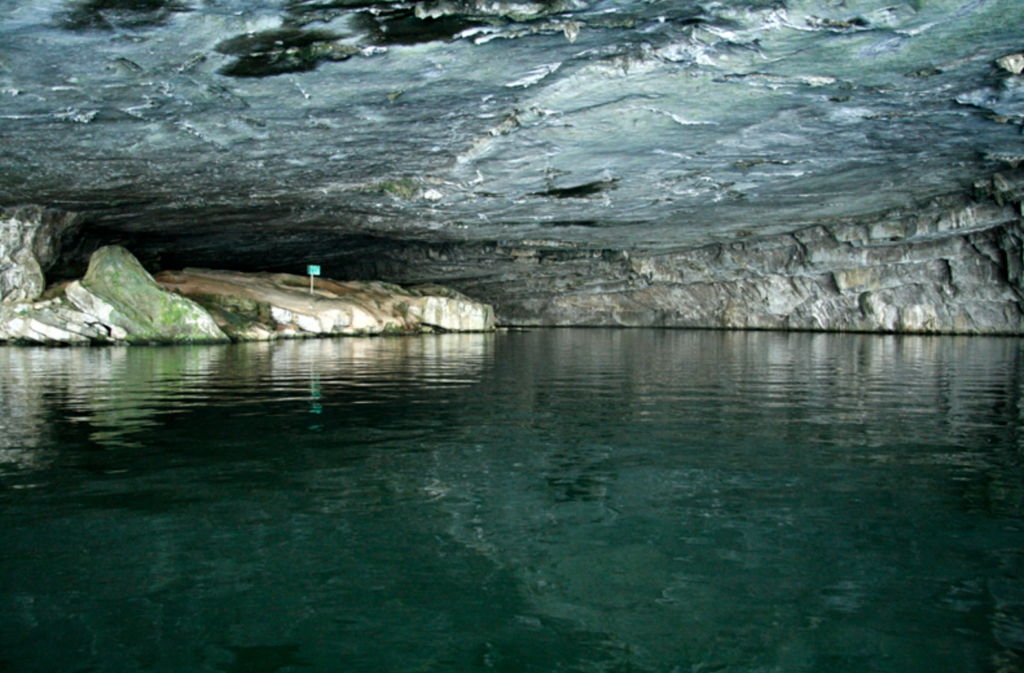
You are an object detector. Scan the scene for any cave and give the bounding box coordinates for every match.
[3,0,1024,334]
[6,3,1024,669]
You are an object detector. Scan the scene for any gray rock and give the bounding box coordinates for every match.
[3,0,1024,291]
[475,204,1024,335]
[66,246,229,344]
[0,246,494,345]
[0,207,81,304]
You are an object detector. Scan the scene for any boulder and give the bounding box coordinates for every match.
[1,246,494,345]
[1,245,229,345]
[67,246,229,344]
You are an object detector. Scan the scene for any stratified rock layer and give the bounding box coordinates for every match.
[1,245,229,344]
[0,206,81,304]
[3,195,1023,338]
[0,246,495,345]
[154,268,496,339]
[481,201,1024,334]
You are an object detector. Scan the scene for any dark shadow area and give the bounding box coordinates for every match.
[533,180,619,199]
[218,644,308,673]
[352,9,487,46]
[215,28,357,78]
[284,0,401,25]
[57,0,191,32]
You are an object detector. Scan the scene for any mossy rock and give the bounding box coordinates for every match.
[190,292,271,321]
[79,246,228,343]
[380,178,420,200]
[187,293,276,338]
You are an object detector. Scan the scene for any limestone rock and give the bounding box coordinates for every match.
[0,288,131,345]
[6,0,1024,288]
[67,246,228,344]
[483,206,1024,335]
[997,53,1024,75]
[0,206,81,304]
[154,269,494,339]
[0,300,92,344]
[1,246,493,345]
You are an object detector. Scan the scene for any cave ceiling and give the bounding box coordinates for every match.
[2,0,1024,275]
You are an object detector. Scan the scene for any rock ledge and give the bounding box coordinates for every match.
[154,268,495,340]
[0,246,495,345]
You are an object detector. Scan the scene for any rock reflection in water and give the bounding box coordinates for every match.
[0,334,493,454]
[415,331,1024,670]
[1,330,1023,672]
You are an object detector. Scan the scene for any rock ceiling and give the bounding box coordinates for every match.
[2,0,1024,276]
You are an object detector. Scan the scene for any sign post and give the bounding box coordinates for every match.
[307,265,321,294]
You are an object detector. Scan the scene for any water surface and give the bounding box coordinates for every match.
[2,330,1023,672]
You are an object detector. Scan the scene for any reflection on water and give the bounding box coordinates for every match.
[0,334,492,454]
[1,330,1023,672]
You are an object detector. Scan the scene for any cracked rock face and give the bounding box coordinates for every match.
[0,207,81,303]
[2,0,1024,331]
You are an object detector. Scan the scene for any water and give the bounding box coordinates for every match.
[1,329,1023,673]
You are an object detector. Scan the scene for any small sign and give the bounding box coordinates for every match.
[307,265,321,276]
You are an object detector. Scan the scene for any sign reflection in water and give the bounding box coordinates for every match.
[0,330,1022,672]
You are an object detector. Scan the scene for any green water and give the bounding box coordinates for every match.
[1,330,1023,672]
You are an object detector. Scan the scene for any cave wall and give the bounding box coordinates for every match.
[4,181,1024,337]
[487,207,1024,334]
[323,187,1024,335]
[0,207,82,304]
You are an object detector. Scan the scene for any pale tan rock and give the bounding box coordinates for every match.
[154,268,494,340]
[834,267,879,292]
[900,304,940,332]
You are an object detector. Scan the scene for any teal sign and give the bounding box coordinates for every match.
[307,265,321,276]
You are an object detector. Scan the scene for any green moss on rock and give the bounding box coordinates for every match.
[380,178,420,200]
[79,245,228,343]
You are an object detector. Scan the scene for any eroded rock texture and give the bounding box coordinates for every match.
[1,245,229,344]
[155,268,495,339]
[491,205,1024,333]
[0,207,81,304]
[0,243,494,345]
[2,1,1024,334]
[324,186,1024,334]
